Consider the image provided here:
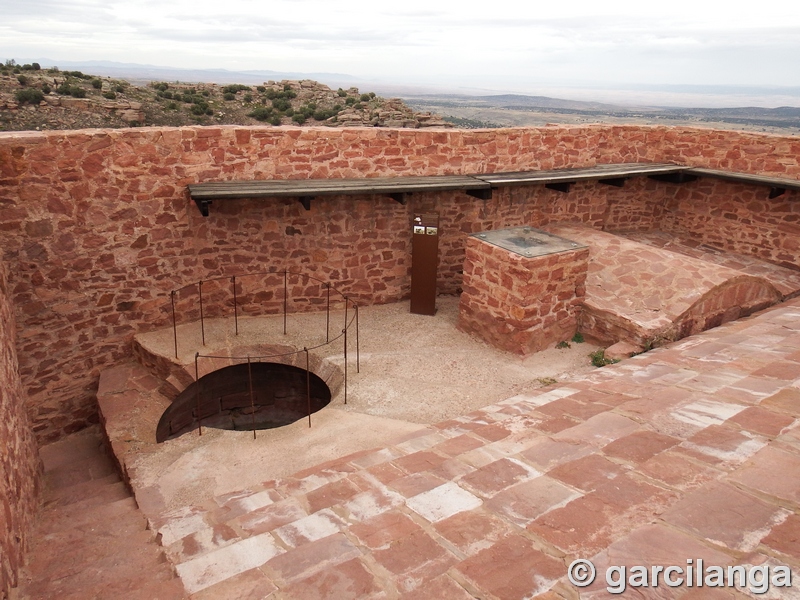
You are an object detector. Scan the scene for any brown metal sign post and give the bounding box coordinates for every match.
[410,213,440,316]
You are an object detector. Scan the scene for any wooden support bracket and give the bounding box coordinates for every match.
[769,187,787,199]
[599,178,627,188]
[467,188,493,200]
[545,182,572,193]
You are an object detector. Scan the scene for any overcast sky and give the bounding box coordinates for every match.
[3,1,800,94]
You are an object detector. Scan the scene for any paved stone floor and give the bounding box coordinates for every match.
[109,297,800,599]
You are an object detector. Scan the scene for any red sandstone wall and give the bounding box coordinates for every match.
[1,125,799,441]
[659,179,800,269]
[0,258,41,599]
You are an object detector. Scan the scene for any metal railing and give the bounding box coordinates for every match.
[167,268,360,435]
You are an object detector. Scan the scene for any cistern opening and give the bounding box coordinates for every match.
[156,362,332,442]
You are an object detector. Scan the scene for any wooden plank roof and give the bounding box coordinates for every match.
[476,163,683,186]
[187,162,800,216]
[683,167,800,193]
[188,175,490,200]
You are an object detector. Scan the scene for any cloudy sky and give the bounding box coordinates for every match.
[3,0,800,94]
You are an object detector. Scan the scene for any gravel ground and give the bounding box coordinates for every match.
[132,295,603,508]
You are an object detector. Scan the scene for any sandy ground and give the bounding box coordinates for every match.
[130,296,601,510]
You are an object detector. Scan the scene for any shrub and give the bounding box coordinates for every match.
[91,79,102,89]
[153,82,169,91]
[256,85,266,93]
[369,92,376,99]
[222,84,250,94]
[272,98,291,112]
[589,349,618,367]
[32,62,41,70]
[248,106,273,121]
[345,96,356,106]
[223,92,236,101]
[292,113,307,124]
[243,93,252,103]
[17,75,27,85]
[114,84,125,93]
[190,103,207,115]
[56,84,86,98]
[269,115,282,126]
[102,91,116,100]
[571,332,584,343]
[41,84,51,94]
[337,88,347,97]
[360,93,370,102]
[166,101,178,110]
[15,88,44,105]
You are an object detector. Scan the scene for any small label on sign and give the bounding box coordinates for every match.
[426,227,438,235]
[414,226,425,234]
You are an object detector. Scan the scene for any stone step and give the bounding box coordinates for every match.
[14,426,187,599]
[42,474,129,510]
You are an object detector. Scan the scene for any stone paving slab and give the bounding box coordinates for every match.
[95,297,800,598]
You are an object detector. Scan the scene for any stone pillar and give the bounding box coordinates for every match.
[457,230,588,355]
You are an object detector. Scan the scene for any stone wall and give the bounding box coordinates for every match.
[1,125,799,442]
[0,257,41,599]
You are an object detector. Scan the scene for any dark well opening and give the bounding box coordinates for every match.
[156,362,332,442]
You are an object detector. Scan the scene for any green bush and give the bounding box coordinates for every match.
[17,75,27,85]
[41,84,51,95]
[114,84,125,93]
[102,91,116,100]
[166,101,178,110]
[256,85,266,93]
[91,79,102,89]
[345,97,356,106]
[360,93,370,102]
[269,115,282,126]
[337,88,347,97]
[222,84,250,94]
[32,62,41,70]
[15,88,44,105]
[571,332,584,343]
[223,92,236,101]
[292,113,307,124]
[589,349,618,367]
[272,97,291,112]
[153,82,169,91]
[243,93,252,103]
[56,84,86,98]
[248,106,273,121]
